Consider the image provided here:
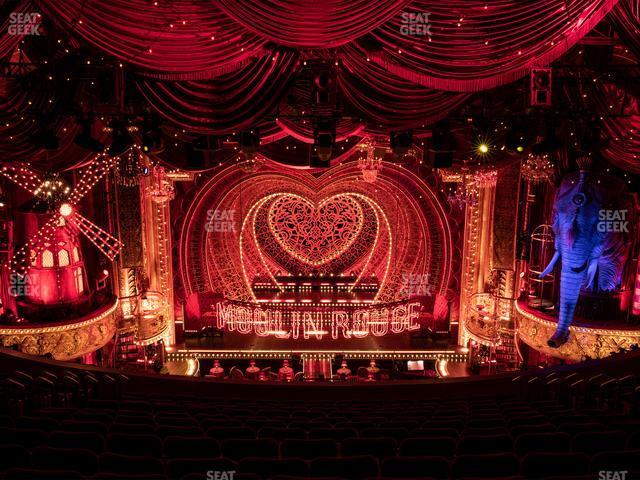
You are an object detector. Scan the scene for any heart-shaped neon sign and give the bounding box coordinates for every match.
[267,193,364,266]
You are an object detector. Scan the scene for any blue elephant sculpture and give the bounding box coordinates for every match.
[540,162,630,348]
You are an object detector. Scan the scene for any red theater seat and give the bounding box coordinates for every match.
[163,435,220,459]
[281,439,338,459]
[238,458,308,478]
[207,426,255,439]
[381,456,450,479]
[5,468,84,480]
[221,439,279,461]
[457,434,513,454]
[399,437,456,457]
[571,430,627,455]
[258,427,306,440]
[49,431,105,453]
[340,437,397,459]
[514,433,571,456]
[309,455,379,480]
[309,428,358,441]
[452,453,520,478]
[166,457,237,479]
[32,446,98,475]
[98,453,165,476]
[106,433,163,457]
[0,445,30,472]
[520,452,590,478]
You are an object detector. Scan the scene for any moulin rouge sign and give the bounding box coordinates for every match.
[214,301,422,339]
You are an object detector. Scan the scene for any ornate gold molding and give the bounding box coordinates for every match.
[515,300,640,361]
[0,299,118,360]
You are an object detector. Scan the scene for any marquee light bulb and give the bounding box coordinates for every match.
[59,202,73,217]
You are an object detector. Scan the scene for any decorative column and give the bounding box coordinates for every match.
[141,166,175,345]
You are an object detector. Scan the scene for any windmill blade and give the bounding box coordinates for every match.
[67,211,122,260]
[6,215,60,275]
[67,152,120,206]
[0,162,43,196]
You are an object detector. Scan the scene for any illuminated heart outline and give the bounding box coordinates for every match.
[267,193,364,266]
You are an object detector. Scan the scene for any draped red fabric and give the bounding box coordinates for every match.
[610,0,640,60]
[594,83,640,174]
[137,52,298,133]
[338,49,469,128]
[34,0,266,79]
[276,118,365,143]
[216,0,411,48]
[0,0,31,60]
[366,0,620,91]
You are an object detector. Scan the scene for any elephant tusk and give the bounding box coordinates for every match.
[539,251,560,278]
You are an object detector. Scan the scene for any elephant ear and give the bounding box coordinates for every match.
[597,238,627,291]
[568,208,580,248]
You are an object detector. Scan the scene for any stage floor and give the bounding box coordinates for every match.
[168,331,467,363]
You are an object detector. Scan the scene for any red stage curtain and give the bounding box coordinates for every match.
[216,0,411,48]
[595,83,640,174]
[365,0,620,91]
[137,52,298,133]
[338,49,469,128]
[34,0,266,79]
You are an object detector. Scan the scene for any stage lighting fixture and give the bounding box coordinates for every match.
[313,122,335,163]
[530,68,552,106]
[109,118,133,156]
[428,121,456,167]
[478,143,489,154]
[505,122,529,154]
[531,127,562,155]
[390,130,413,158]
[239,129,260,160]
[141,115,163,153]
[74,114,104,153]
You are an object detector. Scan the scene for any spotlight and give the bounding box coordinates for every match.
[505,120,529,154]
[109,118,133,156]
[59,202,73,217]
[141,114,163,153]
[478,143,489,154]
[239,129,260,160]
[390,130,413,158]
[74,114,104,152]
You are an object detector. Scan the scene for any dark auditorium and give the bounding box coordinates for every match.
[1,1,640,479]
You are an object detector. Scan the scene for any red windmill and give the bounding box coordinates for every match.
[1,152,122,306]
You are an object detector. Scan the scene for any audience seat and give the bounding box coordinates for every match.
[31,446,98,476]
[381,456,450,479]
[452,453,520,478]
[281,439,338,459]
[520,452,590,478]
[309,455,379,480]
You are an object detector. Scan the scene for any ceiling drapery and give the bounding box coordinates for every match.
[215,0,412,48]
[0,0,637,171]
